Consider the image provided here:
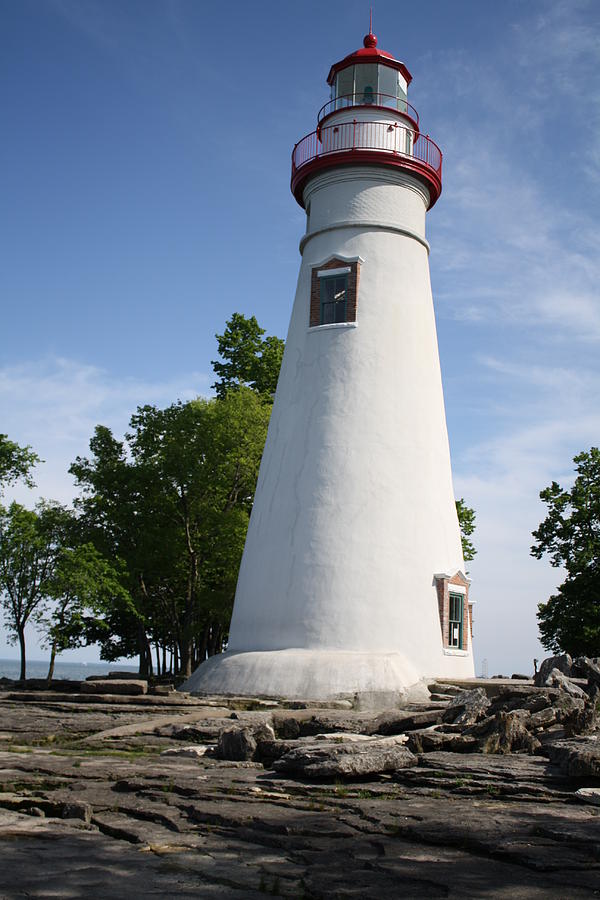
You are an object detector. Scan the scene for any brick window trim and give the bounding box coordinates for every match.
[434,571,472,652]
[310,257,361,328]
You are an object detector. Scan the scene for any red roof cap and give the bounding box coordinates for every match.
[326,33,412,86]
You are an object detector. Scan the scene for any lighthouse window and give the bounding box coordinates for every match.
[397,74,408,113]
[336,67,354,108]
[355,64,377,105]
[378,65,398,108]
[320,274,348,325]
[448,592,464,649]
[334,64,407,111]
[310,259,359,328]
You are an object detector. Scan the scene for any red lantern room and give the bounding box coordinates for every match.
[291,30,442,210]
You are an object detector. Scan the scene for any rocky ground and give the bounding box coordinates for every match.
[0,658,600,898]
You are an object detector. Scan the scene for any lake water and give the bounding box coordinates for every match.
[0,658,138,681]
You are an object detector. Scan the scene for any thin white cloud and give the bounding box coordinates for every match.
[433,136,600,336]
[477,355,599,394]
[1,356,211,661]
[1,356,210,506]
[420,2,600,342]
[452,349,600,675]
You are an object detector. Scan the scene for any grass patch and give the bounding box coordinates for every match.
[3,779,68,793]
[3,733,77,750]
[334,779,349,798]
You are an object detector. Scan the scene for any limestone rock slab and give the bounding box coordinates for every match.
[543,737,600,777]
[273,736,417,778]
[81,680,148,696]
[442,688,491,725]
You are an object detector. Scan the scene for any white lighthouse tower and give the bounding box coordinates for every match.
[185,29,475,700]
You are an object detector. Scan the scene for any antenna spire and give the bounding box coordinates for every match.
[363,10,377,48]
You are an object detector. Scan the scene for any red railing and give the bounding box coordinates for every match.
[317,93,419,127]
[292,120,442,180]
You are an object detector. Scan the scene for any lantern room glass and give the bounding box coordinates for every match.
[354,64,377,105]
[336,66,354,108]
[334,64,408,112]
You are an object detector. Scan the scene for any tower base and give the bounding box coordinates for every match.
[181,648,473,703]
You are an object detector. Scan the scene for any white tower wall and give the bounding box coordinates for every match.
[184,164,475,700]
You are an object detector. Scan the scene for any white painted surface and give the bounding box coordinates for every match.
[184,648,460,700]
[184,162,475,699]
[324,105,416,135]
[308,322,358,333]
[316,266,351,277]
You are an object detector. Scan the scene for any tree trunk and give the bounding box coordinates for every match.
[178,633,193,680]
[145,635,154,678]
[155,642,161,677]
[137,623,148,678]
[208,624,223,658]
[18,626,26,681]
[180,643,192,679]
[46,642,58,684]
[180,536,198,681]
[137,624,154,678]
[198,625,209,665]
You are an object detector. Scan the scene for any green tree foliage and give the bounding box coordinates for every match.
[531,447,600,656]
[71,388,271,678]
[69,426,155,673]
[456,498,476,564]
[128,389,270,677]
[212,312,285,398]
[0,502,70,679]
[37,544,132,682]
[0,434,40,492]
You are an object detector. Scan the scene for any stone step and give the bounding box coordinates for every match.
[81,680,148,696]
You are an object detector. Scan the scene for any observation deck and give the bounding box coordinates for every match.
[290,31,442,210]
[291,121,442,209]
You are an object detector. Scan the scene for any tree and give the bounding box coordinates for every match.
[212,313,285,397]
[70,425,164,676]
[36,543,132,682]
[71,388,271,678]
[0,501,70,679]
[127,388,271,677]
[531,447,600,656]
[456,498,476,564]
[535,565,600,658]
[68,315,280,676]
[0,434,40,493]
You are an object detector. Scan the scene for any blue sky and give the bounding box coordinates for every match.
[2,0,600,676]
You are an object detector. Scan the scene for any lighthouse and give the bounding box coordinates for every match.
[185,29,475,700]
